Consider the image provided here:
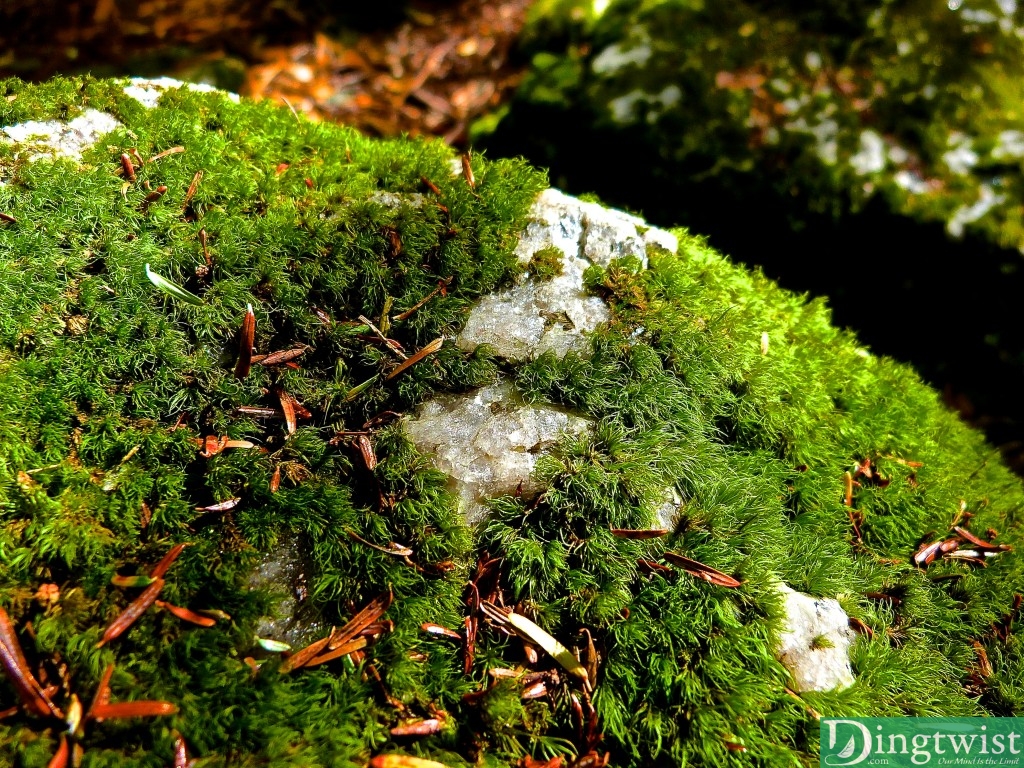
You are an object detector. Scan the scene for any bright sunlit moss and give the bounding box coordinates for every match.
[0,76,1020,768]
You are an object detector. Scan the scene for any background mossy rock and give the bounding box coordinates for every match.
[485,0,1024,249]
[0,76,1021,767]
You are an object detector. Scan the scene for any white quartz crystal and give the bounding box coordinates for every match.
[1,109,122,163]
[403,380,593,525]
[774,583,857,692]
[457,188,677,361]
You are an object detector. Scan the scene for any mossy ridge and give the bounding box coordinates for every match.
[0,76,544,767]
[479,237,1024,764]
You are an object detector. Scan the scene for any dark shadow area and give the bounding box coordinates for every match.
[483,104,1024,470]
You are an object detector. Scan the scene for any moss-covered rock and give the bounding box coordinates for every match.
[485,0,1024,250]
[0,76,1021,768]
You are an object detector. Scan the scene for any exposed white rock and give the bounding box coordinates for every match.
[654,486,683,530]
[592,33,653,76]
[787,113,840,165]
[850,130,887,175]
[607,85,681,125]
[894,169,931,194]
[947,183,1004,237]
[774,584,856,692]
[992,129,1024,161]
[942,133,979,176]
[0,77,237,170]
[403,380,593,525]
[457,188,676,361]
[123,76,239,109]
[1,109,122,163]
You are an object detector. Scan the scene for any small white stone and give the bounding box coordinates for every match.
[1,109,122,163]
[654,487,682,530]
[850,130,887,175]
[123,76,239,109]
[370,191,425,208]
[403,381,593,525]
[774,584,856,692]
[947,183,1003,238]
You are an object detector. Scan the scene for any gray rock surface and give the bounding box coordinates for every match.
[774,583,856,692]
[246,535,327,650]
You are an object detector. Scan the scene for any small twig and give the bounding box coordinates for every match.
[393,277,452,322]
[358,315,407,360]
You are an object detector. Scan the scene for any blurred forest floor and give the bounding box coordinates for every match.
[2,0,1022,473]
[0,0,530,145]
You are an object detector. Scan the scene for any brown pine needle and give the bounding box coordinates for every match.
[393,278,451,322]
[182,170,203,210]
[386,337,443,380]
[147,146,185,164]
[359,315,407,360]
[662,551,743,588]
[234,303,256,379]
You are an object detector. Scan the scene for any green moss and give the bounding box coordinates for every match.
[528,246,565,280]
[812,634,835,650]
[0,76,1021,768]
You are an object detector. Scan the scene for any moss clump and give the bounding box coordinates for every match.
[528,245,565,280]
[0,76,1021,768]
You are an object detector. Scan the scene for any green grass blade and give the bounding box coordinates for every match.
[144,263,204,306]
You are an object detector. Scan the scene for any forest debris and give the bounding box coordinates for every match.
[233,303,256,379]
[0,606,63,718]
[480,601,589,686]
[663,551,743,588]
[386,337,443,379]
[95,578,166,647]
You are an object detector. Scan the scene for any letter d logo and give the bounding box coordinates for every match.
[822,719,873,766]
